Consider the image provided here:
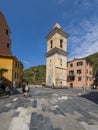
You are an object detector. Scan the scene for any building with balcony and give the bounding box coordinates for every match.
[67,58,93,88]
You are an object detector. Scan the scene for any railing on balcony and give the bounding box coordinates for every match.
[67,73,75,82]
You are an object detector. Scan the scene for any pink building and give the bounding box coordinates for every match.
[67,58,93,88]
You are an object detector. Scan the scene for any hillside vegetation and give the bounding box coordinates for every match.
[23,65,46,84]
[23,52,98,84]
[86,52,98,75]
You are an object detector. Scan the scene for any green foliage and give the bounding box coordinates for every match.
[23,65,46,84]
[86,52,98,75]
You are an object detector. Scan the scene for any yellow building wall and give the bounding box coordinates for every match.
[0,57,13,82]
[12,60,23,87]
[0,56,23,88]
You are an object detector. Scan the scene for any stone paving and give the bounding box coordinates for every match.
[0,87,98,130]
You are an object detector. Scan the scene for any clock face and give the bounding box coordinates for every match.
[57,54,62,60]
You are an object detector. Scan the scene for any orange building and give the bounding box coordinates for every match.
[67,58,93,88]
[0,11,12,55]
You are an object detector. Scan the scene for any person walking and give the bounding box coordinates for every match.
[24,82,30,97]
[22,81,26,95]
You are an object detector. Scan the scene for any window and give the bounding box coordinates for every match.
[15,72,18,79]
[70,63,73,67]
[77,69,82,74]
[50,59,51,66]
[60,60,62,66]
[6,29,8,35]
[18,63,19,69]
[77,62,83,66]
[60,39,63,48]
[78,77,82,81]
[50,40,53,48]
[15,61,17,68]
[89,71,92,75]
[87,76,89,81]
[7,43,10,48]
[87,69,88,74]
[69,70,74,76]
[15,61,19,69]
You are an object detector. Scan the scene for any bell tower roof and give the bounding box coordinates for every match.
[53,23,62,29]
[46,23,68,40]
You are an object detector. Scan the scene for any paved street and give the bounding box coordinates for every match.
[0,86,98,130]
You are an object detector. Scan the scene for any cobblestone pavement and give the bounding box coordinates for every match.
[0,87,98,130]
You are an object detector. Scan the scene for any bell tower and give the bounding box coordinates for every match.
[46,23,68,88]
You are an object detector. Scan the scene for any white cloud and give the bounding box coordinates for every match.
[67,17,98,61]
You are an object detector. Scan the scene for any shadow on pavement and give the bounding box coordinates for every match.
[11,88,21,95]
[29,112,62,130]
[80,91,98,104]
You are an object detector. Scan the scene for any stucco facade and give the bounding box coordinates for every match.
[0,55,23,88]
[0,12,12,55]
[46,23,68,88]
[67,58,93,88]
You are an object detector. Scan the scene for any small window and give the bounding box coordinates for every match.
[6,29,8,35]
[15,61,19,68]
[78,77,82,81]
[60,39,63,48]
[15,72,18,79]
[50,40,53,48]
[77,69,82,74]
[7,43,10,48]
[77,62,83,66]
[70,63,73,67]
[87,76,89,81]
[60,60,62,66]
[69,70,74,76]
[89,71,92,75]
[87,69,88,74]
[18,63,19,69]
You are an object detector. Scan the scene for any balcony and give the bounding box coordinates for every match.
[67,73,75,82]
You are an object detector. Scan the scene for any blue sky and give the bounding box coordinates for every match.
[0,0,98,69]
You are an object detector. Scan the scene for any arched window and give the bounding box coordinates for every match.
[60,39,63,48]
[50,40,53,48]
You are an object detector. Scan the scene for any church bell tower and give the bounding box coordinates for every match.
[46,23,68,88]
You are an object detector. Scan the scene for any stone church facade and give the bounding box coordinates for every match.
[46,23,68,88]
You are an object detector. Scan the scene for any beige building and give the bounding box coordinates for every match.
[67,58,93,88]
[46,23,68,88]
